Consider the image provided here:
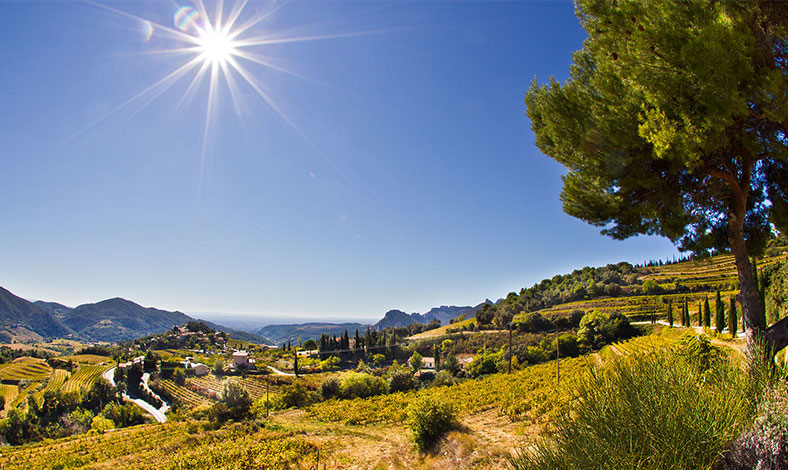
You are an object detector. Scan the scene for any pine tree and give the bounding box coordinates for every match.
[667,300,674,327]
[729,297,738,337]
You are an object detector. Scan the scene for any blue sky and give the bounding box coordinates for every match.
[0,1,677,322]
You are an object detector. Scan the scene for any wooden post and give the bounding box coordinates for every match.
[508,326,513,374]
[556,338,560,386]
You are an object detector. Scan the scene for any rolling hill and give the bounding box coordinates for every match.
[0,287,72,342]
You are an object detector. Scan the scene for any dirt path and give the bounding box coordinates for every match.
[270,407,527,469]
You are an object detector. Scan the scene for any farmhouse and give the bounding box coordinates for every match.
[191,363,209,376]
[422,357,435,369]
[232,350,255,369]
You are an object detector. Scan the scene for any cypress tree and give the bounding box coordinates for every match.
[697,301,703,327]
[729,297,738,337]
[715,290,725,333]
[667,300,674,327]
[703,296,711,328]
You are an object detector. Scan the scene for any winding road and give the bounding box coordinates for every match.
[102,367,169,423]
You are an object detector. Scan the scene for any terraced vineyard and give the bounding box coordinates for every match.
[8,382,40,408]
[0,421,320,470]
[61,354,111,365]
[0,357,52,382]
[61,364,110,393]
[159,379,211,408]
[188,374,287,401]
[0,384,19,407]
[42,369,70,393]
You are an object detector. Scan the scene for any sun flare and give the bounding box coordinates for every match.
[197,28,237,65]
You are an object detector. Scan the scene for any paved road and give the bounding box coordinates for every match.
[102,367,169,423]
[267,365,295,376]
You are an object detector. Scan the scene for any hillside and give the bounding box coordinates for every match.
[0,287,72,342]
[257,322,369,345]
[58,298,194,343]
[0,252,785,469]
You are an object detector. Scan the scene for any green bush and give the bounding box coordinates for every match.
[406,395,457,452]
[510,350,749,470]
[273,382,318,410]
[467,347,505,377]
[387,366,416,393]
[320,376,340,400]
[339,372,387,399]
[430,370,457,388]
[577,310,632,350]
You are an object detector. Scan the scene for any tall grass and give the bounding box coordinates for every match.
[511,347,751,470]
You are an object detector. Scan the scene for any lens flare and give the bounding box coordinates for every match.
[141,20,153,42]
[174,6,199,32]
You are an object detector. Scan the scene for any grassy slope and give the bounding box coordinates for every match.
[0,253,764,469]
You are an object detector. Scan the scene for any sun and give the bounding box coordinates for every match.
[196,27,237,65]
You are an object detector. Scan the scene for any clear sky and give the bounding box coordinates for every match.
[0,0,678,323]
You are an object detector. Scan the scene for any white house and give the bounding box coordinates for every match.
[422,357,436,369]
[191,363,209,376]
[232,350,251,369]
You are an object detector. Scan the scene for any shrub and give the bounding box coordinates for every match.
[217,379,252,421]
[722,382,788,469]
[273,382,318,409]
[101,402,146,428]
[577,310,632,350]
[388,366,416,393]
[406,396,457,453]
[510,350,749,470]
[641,279,662,294]
[320,376,341,400]
[467,347,505,377]
[90,416,114,433]
[430,370,457,388]
[339,372,387,399]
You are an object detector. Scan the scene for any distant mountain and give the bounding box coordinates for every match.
[195,319,270,344]
[33,301,73,320]
[373,309,419,330]
[57,297,192,343]
[0,287,72,342]
[31,294,265,344]
[372,304,484,330]
[256,322,370,345]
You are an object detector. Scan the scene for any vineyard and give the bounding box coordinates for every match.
[0,384,18,407]
[41,369,71,394]
[0,357,52,382]
[159,379,211,408]
[0,421,320,470]
[61,364,111,394]
[307,326,704,427]
[61,354,111,365]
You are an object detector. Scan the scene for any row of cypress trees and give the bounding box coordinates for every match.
[665,291,739,336]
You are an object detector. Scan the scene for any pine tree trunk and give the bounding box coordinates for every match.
[728,214,766,351]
